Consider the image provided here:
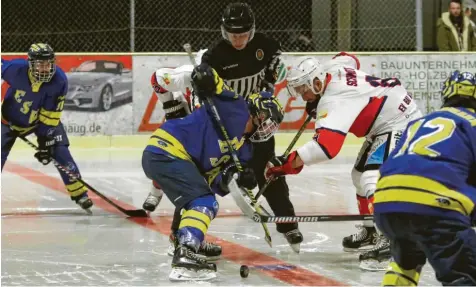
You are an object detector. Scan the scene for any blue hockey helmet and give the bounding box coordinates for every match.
[28,43,56,83]
[441,71,476,106]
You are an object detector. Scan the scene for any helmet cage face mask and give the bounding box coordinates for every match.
[249,110,280,143]
[29,59,56,83]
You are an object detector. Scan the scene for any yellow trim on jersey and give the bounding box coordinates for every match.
[179,210,211,234]
[66,181,88,197]
[1,116,36,134]
[441,107,476,126]
[375,175,474,216]
[147,129,191,161]
[28,71,43,92]
[39,108,61,126]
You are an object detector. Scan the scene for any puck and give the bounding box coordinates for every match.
[240,265,249,278]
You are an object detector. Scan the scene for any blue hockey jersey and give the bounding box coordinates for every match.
[1,59,67,136]
[375,107,476,223]
[145,90,253,196]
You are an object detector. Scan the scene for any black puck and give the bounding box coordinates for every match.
[240,265,249,278]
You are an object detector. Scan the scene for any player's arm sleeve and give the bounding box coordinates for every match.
[263,38,285,89]
[330,52,361,70]
[1,59,14,83]
[36,80,67,136]
[296,100,364,165]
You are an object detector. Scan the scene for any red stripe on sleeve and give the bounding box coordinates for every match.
[314,128,346,159]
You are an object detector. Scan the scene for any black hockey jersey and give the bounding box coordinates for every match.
[201,33,282,98]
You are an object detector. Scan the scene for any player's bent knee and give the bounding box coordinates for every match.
[351,168,363,193]
[361,169,379,198]
[382,261,421,286]
[185,194,219,219]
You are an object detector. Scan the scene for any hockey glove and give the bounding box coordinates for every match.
[163,100,189,120]
[220,164,257,194]
[191,64,225,100]
[264,151,303,180]
[34,136,55,165]
[305,100,318,119]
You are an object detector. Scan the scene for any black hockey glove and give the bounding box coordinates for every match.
[163,100,189,120]
[220,164,257,194]
[34,136,55,165]
[305,100,318,119]
[191,64,217,100]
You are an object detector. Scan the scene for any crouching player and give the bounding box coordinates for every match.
[1,43,93,211]
[374,71,476,286]
[141,63,283,281]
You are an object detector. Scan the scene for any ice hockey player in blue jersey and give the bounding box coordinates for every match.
[374,70,476,286]
[141,63,283,281]
[1,43,93,212]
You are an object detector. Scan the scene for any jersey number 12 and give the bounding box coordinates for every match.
[394,117,456,158]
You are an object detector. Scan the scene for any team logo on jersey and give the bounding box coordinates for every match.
[163,73,171,85]
[317,110,328,120]
[256,49,264,61]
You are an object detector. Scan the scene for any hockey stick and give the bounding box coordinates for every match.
[19,136,148,218]
[254,114,313,202]
[252,213,374,223]
[183,43,273,247]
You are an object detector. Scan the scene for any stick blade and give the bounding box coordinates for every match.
[124,209,149,218]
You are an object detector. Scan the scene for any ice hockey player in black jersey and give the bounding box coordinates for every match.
[200,2,303,252]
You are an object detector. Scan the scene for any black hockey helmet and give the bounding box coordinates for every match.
[28,43,56,83]
[221,2,255,43]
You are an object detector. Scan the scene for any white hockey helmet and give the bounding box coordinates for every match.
[286,57,326,98]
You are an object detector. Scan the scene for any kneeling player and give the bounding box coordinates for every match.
[142,63,283,281]
[1,43,93,212]
[374,71,476,286]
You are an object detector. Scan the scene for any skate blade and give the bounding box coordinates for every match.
[289,243,301,254]
[84,208,92,215]
[167,245,221,262]
[169,267,217,281]
[343,245,375,253]
[359,259,389,271]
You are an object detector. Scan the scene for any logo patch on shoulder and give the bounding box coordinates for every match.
[163,73,171,85]
[317,110,328,120]
[256,49,264,61]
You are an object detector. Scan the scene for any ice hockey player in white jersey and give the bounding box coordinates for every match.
[264,52,422,270]
[143,63,222,261]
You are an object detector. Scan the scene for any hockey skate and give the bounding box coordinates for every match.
[284,229,304,253]
[73,193,93,214]
[142,191,163,212]
[342,225,378,252]
[358,235,391,271]
[167,232,222,261]
[169,245,217,281]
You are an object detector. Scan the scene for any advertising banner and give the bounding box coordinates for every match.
[3,53,474,135]
[2,55,133,135]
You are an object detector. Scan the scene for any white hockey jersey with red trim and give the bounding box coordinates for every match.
[151,65,194,106]
[297,53,422,165]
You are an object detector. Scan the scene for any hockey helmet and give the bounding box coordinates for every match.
[28,43,56,83]
[286,57,326,98]
[247,92,284,142]
[221,3,255,43]
[441,70,476,108]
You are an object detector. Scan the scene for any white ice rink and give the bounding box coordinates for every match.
[1,135,442,286]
